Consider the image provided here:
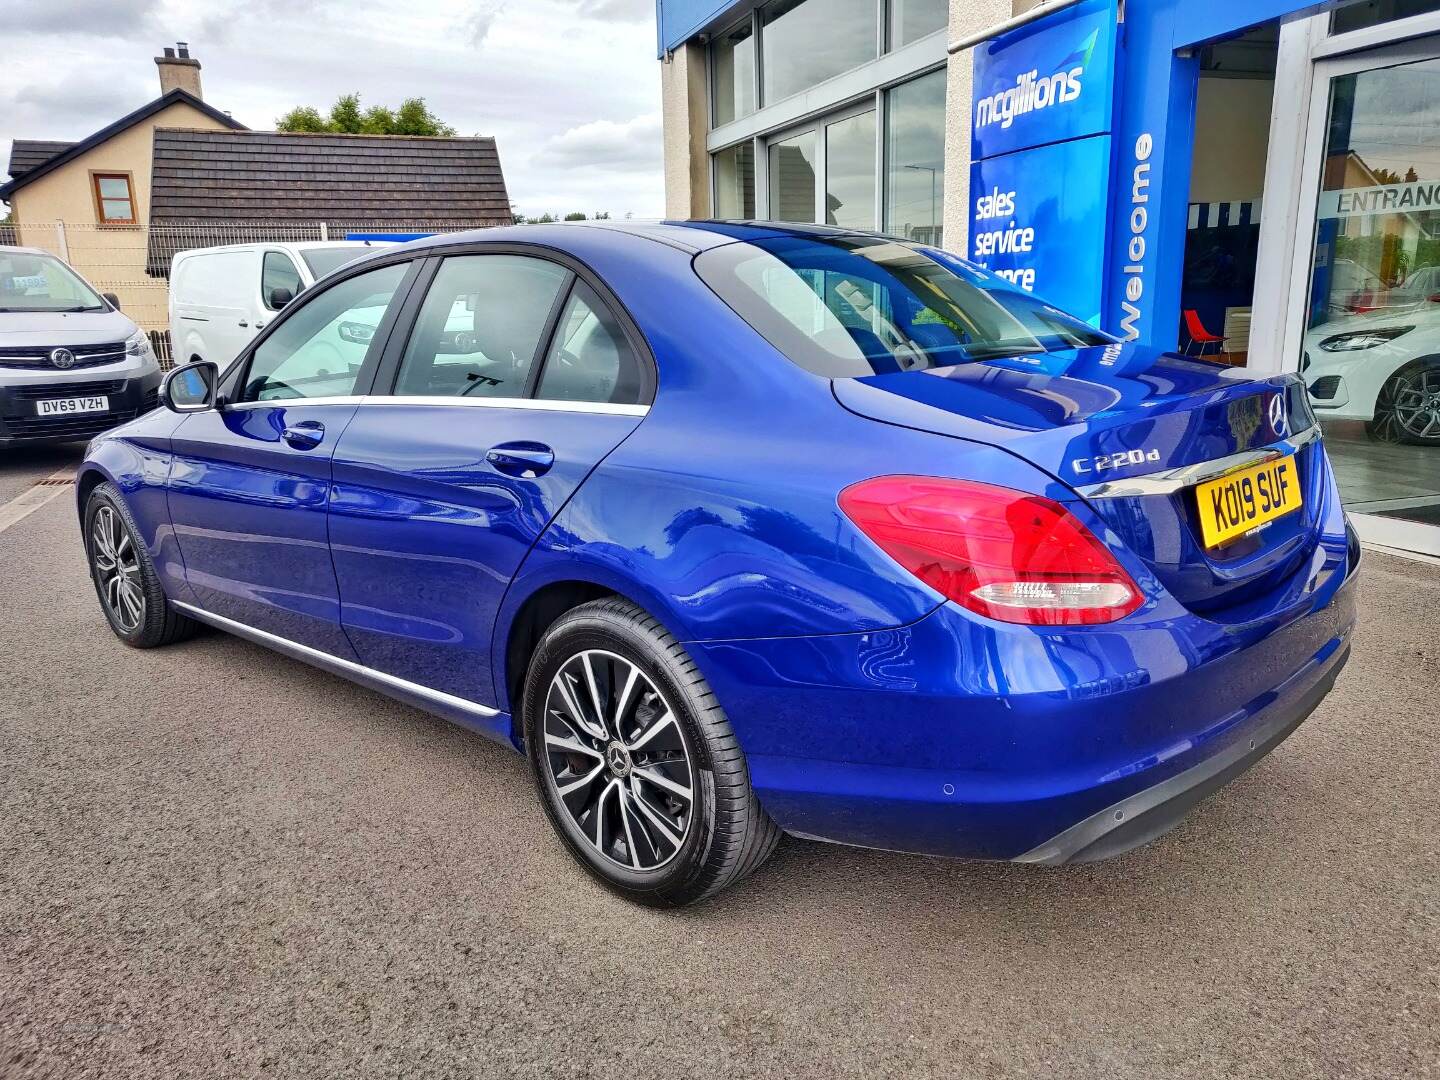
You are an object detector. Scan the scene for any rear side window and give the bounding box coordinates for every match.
[394,255,569,398]
[535,282,646,405]
[694,234,1111,377]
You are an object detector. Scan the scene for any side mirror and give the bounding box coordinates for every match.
[270,287,294,310]
[102,291,121,311]
[160,360,219,414]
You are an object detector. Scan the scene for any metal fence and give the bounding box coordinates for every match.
[2,220,498,367]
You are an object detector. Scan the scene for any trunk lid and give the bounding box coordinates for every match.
[832,344,1325,612]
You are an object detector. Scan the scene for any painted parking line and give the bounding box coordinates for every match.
[0,468,76,535]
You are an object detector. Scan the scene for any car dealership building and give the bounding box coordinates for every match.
[657,0,1440,558]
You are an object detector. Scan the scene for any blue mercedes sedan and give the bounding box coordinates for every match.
[76,222,1358,905]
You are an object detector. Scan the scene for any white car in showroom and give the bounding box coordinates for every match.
[1303,303,1440,444]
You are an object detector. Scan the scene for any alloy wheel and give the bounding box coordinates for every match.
[92,505,144,632]
[1390,367,1440,440]
[541,649,694,871]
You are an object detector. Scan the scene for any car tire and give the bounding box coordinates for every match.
[84,481,199,649]
[523,597,781,907]
[1366,356,1440,445]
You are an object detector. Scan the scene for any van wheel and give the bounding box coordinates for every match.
[522,598,781,907]
[1367,357,1440,444]
[84,482,198,648]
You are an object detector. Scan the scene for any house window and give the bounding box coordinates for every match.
[91,173,136,225]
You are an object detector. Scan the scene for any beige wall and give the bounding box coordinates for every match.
[943,0,1011,255]
[1188,77,1275,205]
[8,101,231,330]
[661,41,712,219]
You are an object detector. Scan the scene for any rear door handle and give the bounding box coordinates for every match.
[486,441,554,478]
[282,420,325,450]
[238,320,249,328]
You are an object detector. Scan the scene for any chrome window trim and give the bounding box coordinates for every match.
[222,394,650,417]
[171,602,501,720]
[1075,425,1321,499]
[364,395,649,416]
[224,395,367,410]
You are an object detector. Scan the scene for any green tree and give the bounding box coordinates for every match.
[563,212,587,221]
[277,93,457,136]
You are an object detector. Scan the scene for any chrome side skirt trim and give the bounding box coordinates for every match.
[1075,425,1321,499]
[171,601,501,720]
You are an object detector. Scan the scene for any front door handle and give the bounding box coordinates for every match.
[282,420,325,450]
[238,320,249,328]
[486,441,554,478]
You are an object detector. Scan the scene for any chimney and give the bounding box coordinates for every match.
[155,41,202,99]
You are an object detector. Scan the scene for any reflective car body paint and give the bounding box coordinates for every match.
[77,221,1359,862]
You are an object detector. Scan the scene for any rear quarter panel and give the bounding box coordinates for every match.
[488,230,1098,710]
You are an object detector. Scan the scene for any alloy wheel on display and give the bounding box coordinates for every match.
[91,505,145,632]
[1390,367,1440,440]
[541,649,694,871]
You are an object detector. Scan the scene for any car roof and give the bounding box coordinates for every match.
[1,246,64,258]
[393,219,909,257]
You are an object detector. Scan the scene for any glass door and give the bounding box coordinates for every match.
[767,128,820,222]
[1294,37,1440,555]
[764,103,878,228]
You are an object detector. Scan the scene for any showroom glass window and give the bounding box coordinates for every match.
[761,0,879,104]
[1332,0,1440,33]
[826,111,877,229]
[715,142,757,218]
[885,68,946,245]
[889,0,947,46]
[769,131,819,222]
[713,20,757,125]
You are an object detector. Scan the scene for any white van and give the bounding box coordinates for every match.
[169,241,390,367]
[0,247,162,446]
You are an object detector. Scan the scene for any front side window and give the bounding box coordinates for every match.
[536,282,645,405]
[0,251,106,313]
[761,0,878,104]
[261,252,303,310]
[242,262,408,402]
[695,235,1111,378]
[92,173,135,225]
[393,254,569,398]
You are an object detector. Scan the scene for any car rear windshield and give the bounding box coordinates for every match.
[0,251,107,313]
[300,246,379,279]
[693,234,1111,378]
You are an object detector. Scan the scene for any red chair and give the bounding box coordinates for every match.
[1182,309,1224,356]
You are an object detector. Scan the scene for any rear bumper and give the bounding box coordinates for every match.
[0,370,161,445]
[1015,639,1349,865]
[690,535,1359,863]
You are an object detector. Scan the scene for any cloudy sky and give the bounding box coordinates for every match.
[0,0,665,219]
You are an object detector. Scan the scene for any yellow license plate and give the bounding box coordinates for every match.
[1195,455,1302,548]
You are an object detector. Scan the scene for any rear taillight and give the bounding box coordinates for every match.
[838,475,1143,626]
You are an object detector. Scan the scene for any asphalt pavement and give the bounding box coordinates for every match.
[1,450,1436,1079]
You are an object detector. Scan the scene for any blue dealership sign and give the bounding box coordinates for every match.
[970,136,1112,325]
[970,0,1120,162]
[967,0,1119,325]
